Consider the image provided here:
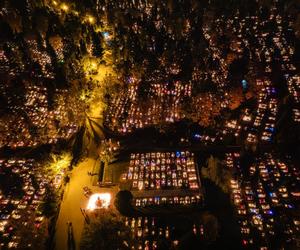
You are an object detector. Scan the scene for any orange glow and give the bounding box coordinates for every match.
[61,3,69,11]
[87,193,111,210]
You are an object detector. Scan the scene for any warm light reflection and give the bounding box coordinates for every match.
[61,3,69,11]
[90,61,97,70]
[87,15,95,24]
[87,193,111,210]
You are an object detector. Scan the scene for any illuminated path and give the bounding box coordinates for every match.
[54,158,97,250]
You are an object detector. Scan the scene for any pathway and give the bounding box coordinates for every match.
[54,157,96,250]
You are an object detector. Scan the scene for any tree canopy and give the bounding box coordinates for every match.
[80,210,132,250]
[114,190,135,216]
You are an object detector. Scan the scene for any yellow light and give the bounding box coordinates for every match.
[87,193,111,210]
[52,0,58,5]
[61,3,69,11]
[80,93,86,100]
[90,61,97,70]
[87,15,95,24]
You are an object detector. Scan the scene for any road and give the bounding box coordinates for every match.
[54,157,97,250]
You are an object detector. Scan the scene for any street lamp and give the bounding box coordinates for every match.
[86,15,95,24]
[90,61,97,70]
[61,3,69,12]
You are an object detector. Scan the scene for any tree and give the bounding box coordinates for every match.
[0,170,24,197]
[92,31,104,58]
[71,126,85,166]
[202,155,232,193]
[39,185,57,218]
[293,13,300,39]
[114,190,135,216]
[33,8,49,37]
[49,35,63,60]
[80,210,132,250]
[228,87,244,110]
[201,212,219,242]
[180,93,222,127]
[137,79,151,99]
[2,11,22,34]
